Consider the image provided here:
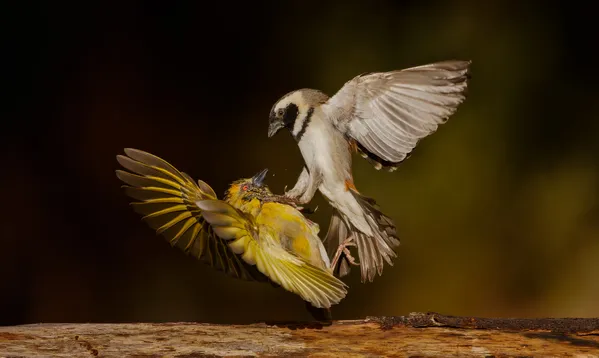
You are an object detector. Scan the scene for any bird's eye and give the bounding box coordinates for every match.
[242,185,249,191]
[277,108,284,115]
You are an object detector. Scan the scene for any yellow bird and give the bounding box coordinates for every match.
[115,148,347,312]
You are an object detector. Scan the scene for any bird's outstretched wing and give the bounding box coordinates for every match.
[323,60,471,171]
[197,199,348,309]
[116,148,265,282]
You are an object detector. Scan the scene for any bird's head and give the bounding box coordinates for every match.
[268,89,329,140]
[225,168,273,207]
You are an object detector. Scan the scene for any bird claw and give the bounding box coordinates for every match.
[330,236,360,272]
[343,247,359,266]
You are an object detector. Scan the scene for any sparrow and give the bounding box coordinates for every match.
[116,148,347,312]
[267,60,471,282]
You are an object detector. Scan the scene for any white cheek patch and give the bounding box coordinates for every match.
[292,111,306,136]
[278,91,307,137]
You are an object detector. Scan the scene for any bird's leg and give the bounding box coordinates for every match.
[262,194,303,209]
[330,236,359,272]
[284,167,310,199]
[297,170,323,205]
[263,191,318,214]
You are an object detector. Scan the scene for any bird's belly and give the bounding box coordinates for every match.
[301,131,372,229]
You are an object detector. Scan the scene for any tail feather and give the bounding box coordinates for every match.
[324,211,351,277]
[325,190,400,282]
[355,224,383,281]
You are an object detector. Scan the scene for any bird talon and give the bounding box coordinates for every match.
[343,247,360,266]
[330,235,360,271]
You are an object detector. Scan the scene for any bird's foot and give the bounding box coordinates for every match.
[278,194,319,214]
[330,236,359,272]
[263,194,303,209]
[283,185,299,199]
[344,246,359,266]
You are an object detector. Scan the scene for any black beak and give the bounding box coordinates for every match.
[268,113,284,138]
[252,168,268,186]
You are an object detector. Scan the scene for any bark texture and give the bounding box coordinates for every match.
[1,312,599,357]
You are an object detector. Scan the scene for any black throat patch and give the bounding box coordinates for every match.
[294,107,314,142]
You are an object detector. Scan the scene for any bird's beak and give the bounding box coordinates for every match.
[252,168,269,187]
[268,114,284,138]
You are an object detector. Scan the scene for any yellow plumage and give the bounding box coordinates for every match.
[116,148,347,309]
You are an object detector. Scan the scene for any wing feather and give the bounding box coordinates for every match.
[197,199,348,309]
[116,148,264,282]
[325,60,471,170]
[118,148,347,308]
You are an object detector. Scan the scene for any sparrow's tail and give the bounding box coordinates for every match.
[325,189,400,282]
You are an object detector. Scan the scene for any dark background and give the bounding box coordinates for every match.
[2,1,598,326]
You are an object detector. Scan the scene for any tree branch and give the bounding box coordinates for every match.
[1,312,598,357]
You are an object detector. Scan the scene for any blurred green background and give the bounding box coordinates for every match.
[2,1,598,325]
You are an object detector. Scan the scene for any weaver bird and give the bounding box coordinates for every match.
[116,148,347,313]
[268,60,471,282]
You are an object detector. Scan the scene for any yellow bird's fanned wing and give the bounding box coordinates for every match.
[196,199,348,309]
[116,148,265,282]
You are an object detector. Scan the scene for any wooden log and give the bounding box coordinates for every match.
[1,313,599,357]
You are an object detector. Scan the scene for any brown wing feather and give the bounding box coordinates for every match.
[325,60,471,171]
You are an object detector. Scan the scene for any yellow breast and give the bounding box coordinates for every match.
[229,197,262,217]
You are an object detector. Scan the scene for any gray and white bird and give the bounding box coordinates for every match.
[268,60,471,282]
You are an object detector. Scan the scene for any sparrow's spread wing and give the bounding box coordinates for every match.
[116,148,265,281]
[197,199,347,309]
[324,60,471,170]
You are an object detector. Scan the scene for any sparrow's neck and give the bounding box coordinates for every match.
[291,106,315,142]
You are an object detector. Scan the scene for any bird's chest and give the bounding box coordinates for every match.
[298,122,352,182]
[235,198,262,218]
[298,121,340,163]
